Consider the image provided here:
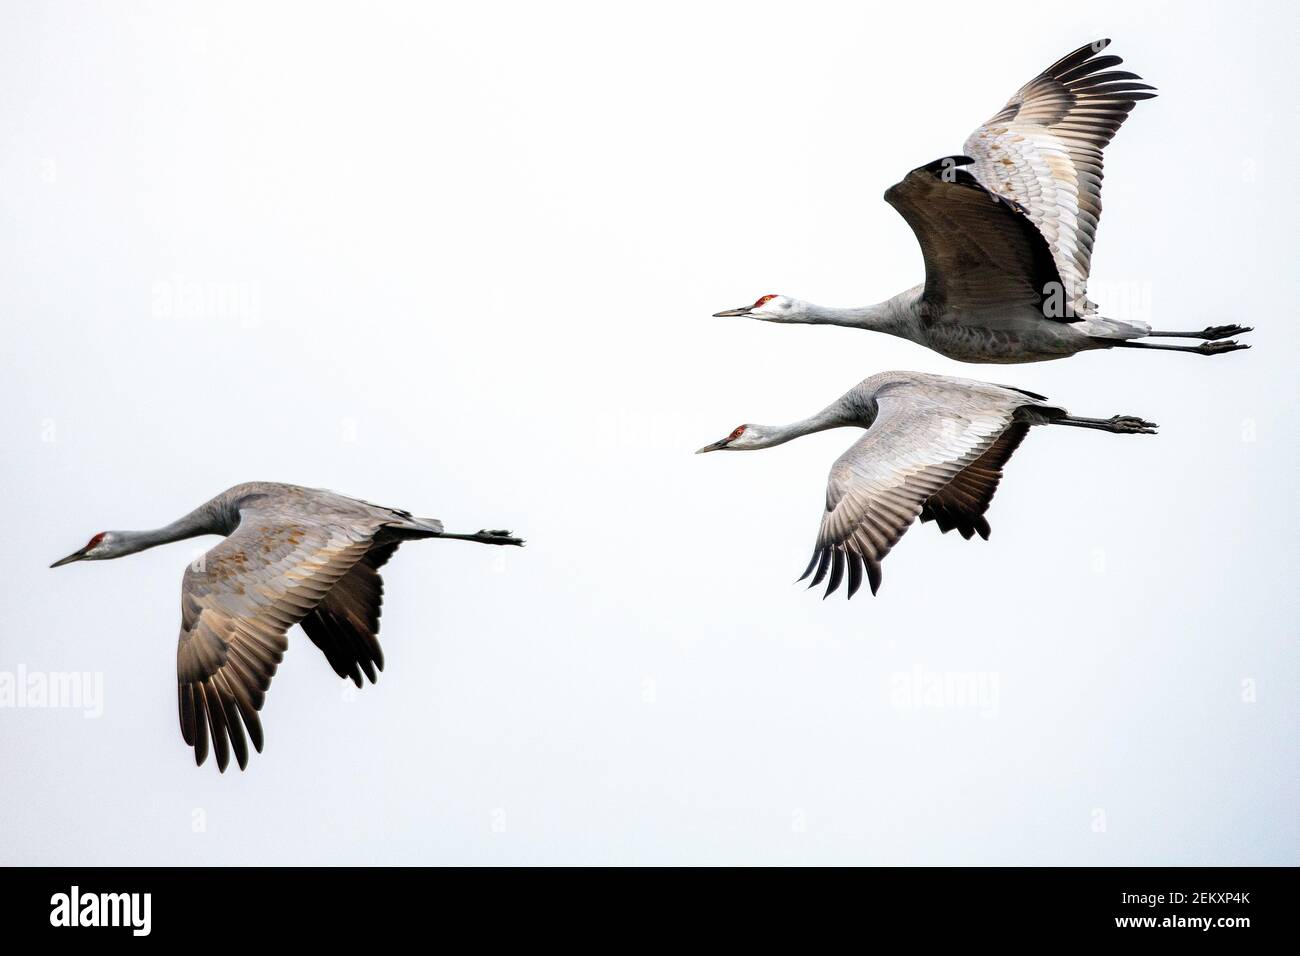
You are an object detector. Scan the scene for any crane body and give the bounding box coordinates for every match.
[50,481,523,772]
[714,41,1252,363]
[697,371,1155,597]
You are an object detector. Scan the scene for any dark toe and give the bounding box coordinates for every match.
[1204,324,1253,339]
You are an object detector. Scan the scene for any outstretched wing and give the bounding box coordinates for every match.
[176,507,378,772]
[963,39,1157,316]
[800,381,1029,598]
[884,157,1068,318]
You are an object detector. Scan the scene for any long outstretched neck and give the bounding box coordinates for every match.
[755,402,858,449]
[799,289,921,336]
[113,508,222,556]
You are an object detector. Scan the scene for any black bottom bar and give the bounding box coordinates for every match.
[0,866,1288,941]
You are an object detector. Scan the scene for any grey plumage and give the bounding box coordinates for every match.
[697,372,1156,598]
[50,481,523,772]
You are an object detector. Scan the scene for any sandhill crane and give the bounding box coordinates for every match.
[49,481,523,772]
[696,371,1155,597]
[713,40,1252,363]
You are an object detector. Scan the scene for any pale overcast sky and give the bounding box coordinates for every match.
[1,0,1295,864]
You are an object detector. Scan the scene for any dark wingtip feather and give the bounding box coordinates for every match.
[204,689,231,774]
[808,548,832,588]
[866,559,882,596]
[824,550,845,598]
[797,549,820,583]
[246,710,264,753]
[192,720,207,767]
[1044,39,1113,79]
[218,686,249,771]
[231,731,248,770]
[179,684,195,746]
[1059,54,1124,82]
[846,552,863,599]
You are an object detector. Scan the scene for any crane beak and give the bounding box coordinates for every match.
[695,437,732,454]
[49,548,89,568]
[712,305,752,317]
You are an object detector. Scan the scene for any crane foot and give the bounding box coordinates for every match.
[1107,415,1158,434]
[1197,339,1250,355]
[1200,324,1252,340]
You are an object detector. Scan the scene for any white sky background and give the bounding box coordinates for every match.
[1,0,1295,865]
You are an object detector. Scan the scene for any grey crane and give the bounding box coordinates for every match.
[697,371,1155,597]
[49,481,523,772]
[713,40,1252,363]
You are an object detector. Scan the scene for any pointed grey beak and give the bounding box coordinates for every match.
[50,549,88,568]
[712,306,752,317]
[695,438,732,454]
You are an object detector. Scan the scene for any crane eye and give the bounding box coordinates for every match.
[730,426,746,440]
[753,294,777,308]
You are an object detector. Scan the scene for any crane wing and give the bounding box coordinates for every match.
[299,542,398,687]
[962,39,1156,317]
[175,506,378,772]
[800,381,1030,597]
[918,422,1029,541]
[884,157,1068,318]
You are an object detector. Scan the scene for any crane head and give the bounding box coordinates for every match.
[696,423,778,453]
[712,294,798,321]
[50,531,112,567]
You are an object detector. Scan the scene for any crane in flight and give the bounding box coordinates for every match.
[697,371,1154,597]
[713,40,1251,363]
[50,481,523,772]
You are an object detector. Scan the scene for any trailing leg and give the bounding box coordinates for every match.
[1145,324,1252,340]
[438,529,525,546]
[1050,414,1157,434]
[1111,339,1249,355]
